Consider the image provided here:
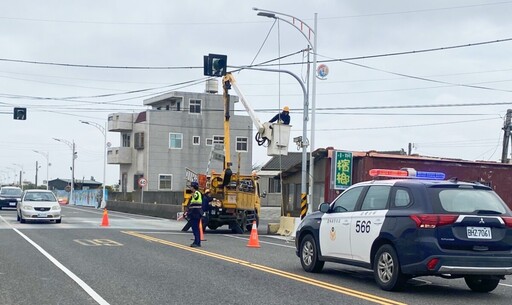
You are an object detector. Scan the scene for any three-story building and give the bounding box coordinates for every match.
[107,86,253,193]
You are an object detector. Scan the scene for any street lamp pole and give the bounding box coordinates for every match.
[33,150,50,190]
[12,163,24,190]
[254,8,318,216]
[53,138,75,205]
[80,120,107,209]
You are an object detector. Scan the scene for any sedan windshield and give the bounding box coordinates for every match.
[1,188,22,196]
[24,193,57,202]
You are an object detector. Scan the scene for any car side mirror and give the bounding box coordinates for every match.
[261,191,267,198]
[318,202,330,213]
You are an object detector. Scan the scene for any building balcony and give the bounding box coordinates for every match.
[107,147,132,164]
[108,113,133,131]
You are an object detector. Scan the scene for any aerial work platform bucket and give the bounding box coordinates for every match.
[266,123,291,156]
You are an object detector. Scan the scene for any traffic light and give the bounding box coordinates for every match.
[203,54,227,77]
[13,107,27,120]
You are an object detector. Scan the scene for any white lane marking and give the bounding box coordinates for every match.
[223,234,296,249]
[63,205,168,220]
[499,283,512,287]
[131,231,187,235]
[0,215,110,305]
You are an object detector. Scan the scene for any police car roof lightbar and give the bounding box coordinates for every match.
[369,168,446,180]
[369,169,408,177]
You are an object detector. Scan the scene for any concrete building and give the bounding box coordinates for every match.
[107,86,253,193]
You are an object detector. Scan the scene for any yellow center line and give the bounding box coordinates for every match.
[123,231,407,305]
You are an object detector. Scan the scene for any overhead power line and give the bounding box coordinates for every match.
[1,38,510,70]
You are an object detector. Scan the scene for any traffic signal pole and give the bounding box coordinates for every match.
[502,109,512,163]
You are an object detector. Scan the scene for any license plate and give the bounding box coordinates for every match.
[9,202,16,206]
[467,226,492,239]
[37,213,47,218]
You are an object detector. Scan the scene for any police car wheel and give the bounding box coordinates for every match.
[464,276,500,293]
[300,235,324,273]
[374,244,407,291]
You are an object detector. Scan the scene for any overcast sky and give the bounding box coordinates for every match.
[2,0,512,186]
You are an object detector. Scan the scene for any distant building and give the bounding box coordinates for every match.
[257,152,303,207]
[48,178,102,190]
[263,148,512,216]
[107,86,253,193]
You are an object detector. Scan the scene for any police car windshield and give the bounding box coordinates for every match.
[434,188,508,215]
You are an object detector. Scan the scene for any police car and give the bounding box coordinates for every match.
[295,168,512,292]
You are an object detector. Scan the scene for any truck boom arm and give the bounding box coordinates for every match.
[223,74,265,134]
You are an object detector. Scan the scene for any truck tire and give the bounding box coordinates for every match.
[230,223,244,234]
[246,213,259,232]
[464,276,500,292]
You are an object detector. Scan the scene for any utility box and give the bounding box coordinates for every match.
[267,124,291,156]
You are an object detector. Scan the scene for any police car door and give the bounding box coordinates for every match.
[350,185,391,263]
[320,186,365,260]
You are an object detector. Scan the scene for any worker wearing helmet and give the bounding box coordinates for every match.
[187,181,203,247]
[269,106,290,125]
[201,189,214,230]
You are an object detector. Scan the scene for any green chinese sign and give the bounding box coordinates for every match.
[332,150,352,190]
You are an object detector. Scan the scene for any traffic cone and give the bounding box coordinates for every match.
[100,209,110,227]
[200,218,206,241]
[247,221,261,248]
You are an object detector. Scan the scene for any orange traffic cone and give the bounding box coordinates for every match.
[100,209,110,227]
[247,221,260,248]
[200,218,206,241]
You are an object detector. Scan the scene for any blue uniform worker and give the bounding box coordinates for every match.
[201,189,214,229]
[269,106,291,125]
[187,182,203,247]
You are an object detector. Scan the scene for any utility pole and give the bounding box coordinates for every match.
[501,109,512,163]
[35,161,38,187]
[72,141,76,203]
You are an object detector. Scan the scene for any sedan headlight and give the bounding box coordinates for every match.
[22,205,33,210]
[52,205,61,210]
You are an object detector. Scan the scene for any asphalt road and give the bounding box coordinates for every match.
[1,206,511,305]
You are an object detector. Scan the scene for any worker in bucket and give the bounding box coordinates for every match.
[186,181,203,247]
[269,106,290,125]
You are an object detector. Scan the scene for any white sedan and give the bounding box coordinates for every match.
[17,190,62,223]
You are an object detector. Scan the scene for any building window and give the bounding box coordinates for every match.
[193,136,200,145]
[134,132,144,150]
[169,133,183,149]
[189,99,202,114]
[269,177,281,193]
[159,174,172,190]
[236,137,248,152]
[213,135,224,144]
[206,138,213,146]
[122,133,131,147]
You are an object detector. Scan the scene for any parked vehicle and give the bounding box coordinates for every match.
[296,168,512,292]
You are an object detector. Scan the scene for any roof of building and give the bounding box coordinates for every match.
[49,178,102,185]
[261,152,304,171]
